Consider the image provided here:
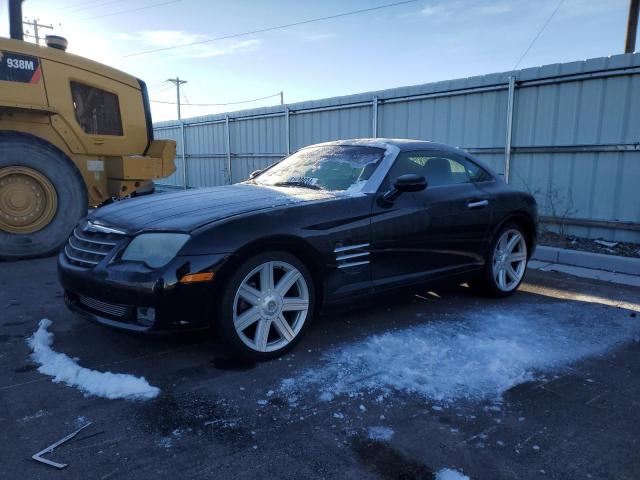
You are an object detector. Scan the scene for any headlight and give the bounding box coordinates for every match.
[121,233,190,268]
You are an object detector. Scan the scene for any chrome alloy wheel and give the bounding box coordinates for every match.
[492,229,528,292]
[233,261,310,353]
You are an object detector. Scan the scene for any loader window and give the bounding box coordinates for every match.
[70,82,123,136]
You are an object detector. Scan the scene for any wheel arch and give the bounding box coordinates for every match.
[493,211,537,258]
[213,234,326,306]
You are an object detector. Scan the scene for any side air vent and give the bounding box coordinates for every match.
[334,242,370,269]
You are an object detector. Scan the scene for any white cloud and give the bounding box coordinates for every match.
[116,30,262,59]
[420,0,512,19]
[302,32,338,42]
[189,39,262,58]
[420,4,454,17]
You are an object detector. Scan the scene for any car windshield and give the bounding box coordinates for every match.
[254,145,385,192]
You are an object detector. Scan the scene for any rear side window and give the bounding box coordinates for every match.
[387,151,491,187]
[70,81,123,136]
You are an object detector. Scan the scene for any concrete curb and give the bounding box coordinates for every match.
[532,246,640,276]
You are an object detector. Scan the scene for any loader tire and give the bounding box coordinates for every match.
[0,132,87,260]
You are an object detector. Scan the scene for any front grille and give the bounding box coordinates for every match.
[78,294,128,319]
[64,226,123,268]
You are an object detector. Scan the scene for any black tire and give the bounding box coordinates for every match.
[216,251,316,361]
[0,132,87,259]
[471,222,529,298]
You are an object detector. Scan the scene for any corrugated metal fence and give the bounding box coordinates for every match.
[154,52,640,242]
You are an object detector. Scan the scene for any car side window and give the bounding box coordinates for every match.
[387,151,490,187]
[70,81,123,136]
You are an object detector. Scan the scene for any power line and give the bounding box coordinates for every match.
[124,0,418,58]
[65,0,128,14]
[61,0,106,11]
[513,0,565,70]
[150,91,283,107]
[79,0,182,21]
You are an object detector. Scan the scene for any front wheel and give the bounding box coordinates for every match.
[0,132,87,259]
[472,223,529,297]
[216,251,316,360]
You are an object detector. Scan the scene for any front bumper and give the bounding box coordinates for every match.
[58,251,229,334]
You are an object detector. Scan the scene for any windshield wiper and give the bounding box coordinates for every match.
[272,181,323,190]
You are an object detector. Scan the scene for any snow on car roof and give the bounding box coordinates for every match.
[308,138,464,153]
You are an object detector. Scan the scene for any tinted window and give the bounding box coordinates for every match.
[70,81,123,136]
[255,145,384,192]
[388,151,490,187]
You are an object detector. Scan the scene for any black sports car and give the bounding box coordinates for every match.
[58,139,537,359]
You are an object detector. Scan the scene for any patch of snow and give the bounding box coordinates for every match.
[367,425,394,441]
[157,437,173,449]
[74,416,88,428]
[257,399,268,406]
[20,409,49,422]
[333,412,345,419]
[281,309,639,403]
[432,405,443,411]
[594,239,618,248]
[436,468,470,480]
[27,319,159,400]
[319,391,334,402]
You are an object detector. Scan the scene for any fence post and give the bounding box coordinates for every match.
[504,76,516,183]
[285,106,290,155]
[180,121,187,189]
[372,96,378,138]
[225,115,232,184]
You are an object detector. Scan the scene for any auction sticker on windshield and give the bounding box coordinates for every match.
[286,176,318,186]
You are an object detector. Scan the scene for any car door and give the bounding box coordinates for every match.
[370,149,494,289]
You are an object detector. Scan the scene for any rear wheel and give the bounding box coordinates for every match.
[472,223,529,297]
[217,251,315,360]
[0,132,87,259]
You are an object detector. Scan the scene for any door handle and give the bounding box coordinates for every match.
[93,138,105,145]
[467,199,489,209]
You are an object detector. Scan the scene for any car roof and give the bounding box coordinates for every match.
[309,138,465,154]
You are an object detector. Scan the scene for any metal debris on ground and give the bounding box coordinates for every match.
[31,422,92,469]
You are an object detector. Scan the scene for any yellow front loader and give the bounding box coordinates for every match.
[0,0,176,259]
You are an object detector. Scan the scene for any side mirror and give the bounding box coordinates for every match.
[381,174,427,204]
[249,169,263,180]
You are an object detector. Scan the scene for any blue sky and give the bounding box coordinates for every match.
[1,0,632,121]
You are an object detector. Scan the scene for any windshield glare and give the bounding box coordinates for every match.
[254,145,384,192]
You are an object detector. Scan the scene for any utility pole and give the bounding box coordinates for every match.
[167,77,188,189]
[280,91,284,106]
[626,0,639,53]
[22,18,53,45]
[166,77,187,120]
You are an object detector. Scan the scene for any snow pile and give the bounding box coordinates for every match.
[27,319,160,400]
[282,309,640,403]
[367,426,394,441]
[436,468,470,480]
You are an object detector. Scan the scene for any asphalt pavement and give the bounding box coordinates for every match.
[1,256,639,480]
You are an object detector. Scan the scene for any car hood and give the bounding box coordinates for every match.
[89,184,346,233]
